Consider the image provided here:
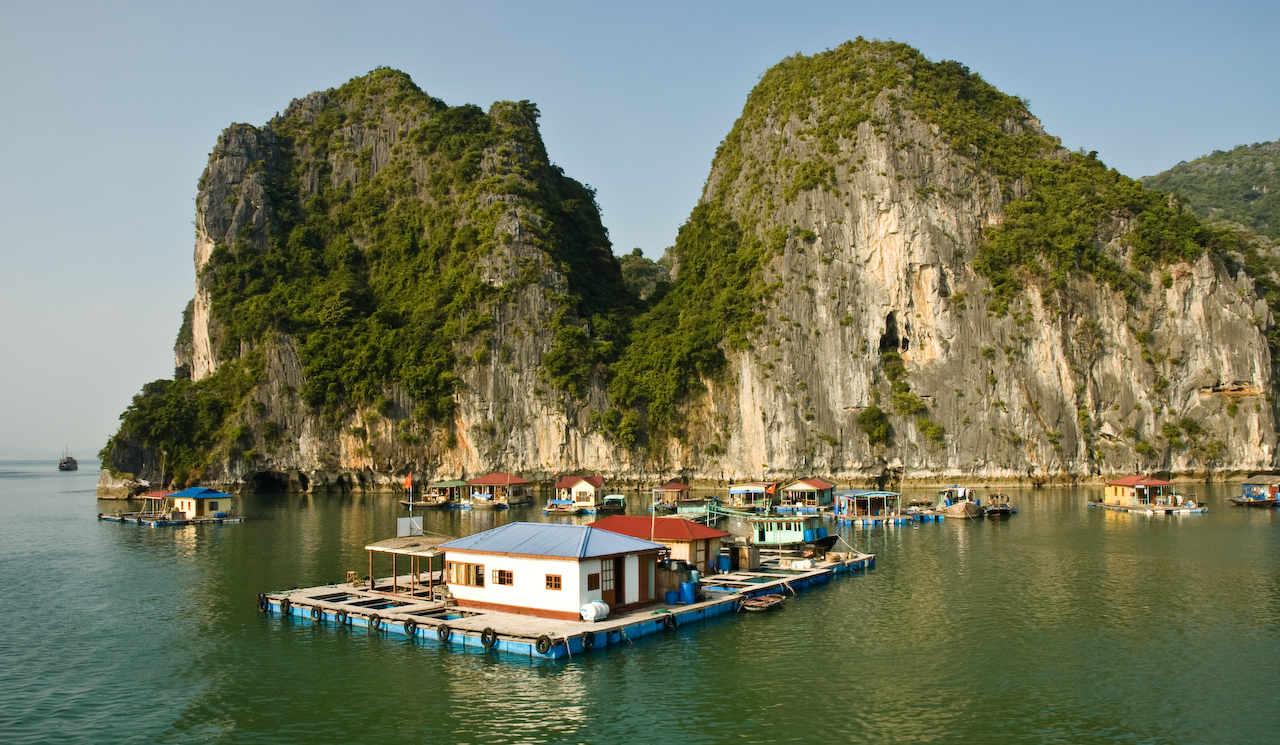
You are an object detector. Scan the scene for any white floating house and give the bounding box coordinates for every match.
[438,522,665,620]
[170,486,234,519]
[555,475,606,511]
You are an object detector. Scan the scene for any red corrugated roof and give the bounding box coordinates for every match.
[589,515,731,541]
[1106,474,1175,487]
[785,477,835,490]
[555,475,604,489]
[467,472,531,486]
[654,481,690,491]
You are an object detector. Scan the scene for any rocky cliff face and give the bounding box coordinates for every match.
[101,48,1280,495]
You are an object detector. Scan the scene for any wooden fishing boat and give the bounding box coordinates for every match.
[983,494,1017,518]
[599,494,627,513]
[542,498,584,515]
[740,593,786,612]
[937,486,984,519]
[1230,482,1279,507]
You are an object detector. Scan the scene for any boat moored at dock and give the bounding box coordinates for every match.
[937,486,984,519]
[1090,475,1206,514]
[1230,482,1279,507]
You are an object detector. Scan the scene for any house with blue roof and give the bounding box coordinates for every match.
[170,486,235,520]
[438,522,665,620]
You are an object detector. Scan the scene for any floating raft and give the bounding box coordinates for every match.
[834,512,944,526]
[259,552,874,660]
[98,513,245,526]
[1087,501,1207,515]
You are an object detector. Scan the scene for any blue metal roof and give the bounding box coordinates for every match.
[168,487,233,500]
[439,522,663,559]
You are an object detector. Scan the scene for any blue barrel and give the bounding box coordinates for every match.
[717,554,730,572]
[817,527,828,539]
[803,529,816,542]
[679,581,696,605]
[665,590,678,605]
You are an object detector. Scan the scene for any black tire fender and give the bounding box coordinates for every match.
[481,627,499,648]
[402,619,417,637]
[437,623,451,642]
[257,594,268,612]
[335,609,349,626]
[535,635,553,655]
[580,632,595,650]
[367,613,382,631]
[310,606,322,620]
[279,598,291,616]
[663,613,677,630]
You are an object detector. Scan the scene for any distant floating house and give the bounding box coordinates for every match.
[779,478,836,512]
[466,473,534,508]
[555,475,606,512]
[170,486,234,519]
[728,481,777,510]
[1102,475,1178,507]
[438,522,664,619]
[590,515,731,574]
[425,480,468,506]
[651,481,690,511]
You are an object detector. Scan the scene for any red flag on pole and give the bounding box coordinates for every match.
[403,472,413,490]
[765,483,776,495]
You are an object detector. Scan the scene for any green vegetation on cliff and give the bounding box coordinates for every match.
[1143,141,1279,239]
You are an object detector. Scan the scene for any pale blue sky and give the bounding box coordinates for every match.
[1,0,1276,458]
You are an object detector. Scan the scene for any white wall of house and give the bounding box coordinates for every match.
[446,553,586,615]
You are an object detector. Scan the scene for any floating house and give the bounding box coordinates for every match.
[467,473,534,508]
[438,522,664,619]
[1102,475,1178,508]
[651,481,689,511]
[171,487,235,519]
[833,489,906,524]
[590,515,731,574]
[426,480,468,506]
[779,478,836,512]
[728,482,777,510]
[555,475,607,512]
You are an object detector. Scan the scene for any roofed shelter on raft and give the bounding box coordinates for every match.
[780,478,835,511]
[363,532,456,599]
[1103,475,1179,507]
[426,480,467,505]
[467,472,534,507]
[438,522,664,620]
[651,481,689,510]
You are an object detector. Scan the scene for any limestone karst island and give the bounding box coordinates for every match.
[97,39,1280,497]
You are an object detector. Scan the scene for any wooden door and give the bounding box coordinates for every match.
[614,557,626,606]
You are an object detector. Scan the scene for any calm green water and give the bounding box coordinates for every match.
[3,462,1279,744]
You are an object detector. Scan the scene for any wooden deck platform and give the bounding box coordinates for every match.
[1087,501,1208,515]
[259,552,875,659]
[98,513,245,526]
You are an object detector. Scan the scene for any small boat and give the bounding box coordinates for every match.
[542,498,584,515]
[937,486,984,519]
[1230,482,1279,507]
[984,494,1017,518]
[58,449,78,471]
[740,593,786,612]
[399,496,451,509]
[599,494,627,513]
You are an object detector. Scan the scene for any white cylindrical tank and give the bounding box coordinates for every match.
[580,600,610,622]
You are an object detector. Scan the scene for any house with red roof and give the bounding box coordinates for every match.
[591,515,731,574]
[466,472,534,508]
[780,478,836,513]
[1103,475,1177,508]
[555,475,607,511]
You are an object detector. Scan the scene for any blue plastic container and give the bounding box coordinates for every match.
[717,555,730,572]
[678,581,696,605]
[665,590,678,605]
[817,527,828,539]
[803,529,816,542]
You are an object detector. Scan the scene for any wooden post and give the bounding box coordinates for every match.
[392,553,397,595]
[369,551,373,591]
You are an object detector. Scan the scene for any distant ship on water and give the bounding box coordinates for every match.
[58,449,78,471]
